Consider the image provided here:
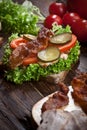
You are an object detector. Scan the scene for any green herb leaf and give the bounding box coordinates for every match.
[52,23,72,35]
[5,43,80,84]
[3,25,80,84]
[0,0,44,34]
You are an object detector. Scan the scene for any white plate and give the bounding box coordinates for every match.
[32,86,81,125]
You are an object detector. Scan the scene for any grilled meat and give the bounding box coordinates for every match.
[41,82,69,113]
[71,72,87,114]
[9,27,52,69]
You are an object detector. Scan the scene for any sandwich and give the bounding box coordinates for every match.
[32,73,87,130]
[2,24,80,84]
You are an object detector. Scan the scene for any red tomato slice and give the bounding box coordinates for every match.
[22,56,38,66]
[10,37,28,49]
[10,34,77,66]
[49,34,77,52]
[58,34,77,52]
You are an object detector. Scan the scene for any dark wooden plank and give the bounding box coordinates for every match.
[31,81,59,96]
[0,0,87,130]
[0,81,43,130]
[0,112,19,130]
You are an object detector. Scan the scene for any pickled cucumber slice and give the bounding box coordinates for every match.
[50,33,72,44]
[38,46,60,62]
[38,59,58,67]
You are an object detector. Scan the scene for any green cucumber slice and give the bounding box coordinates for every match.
[50,33,72,44]
[38,46,60,62]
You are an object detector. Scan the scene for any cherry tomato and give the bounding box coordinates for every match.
[63,12,80,26]
[49,2,67,18]
[67,0,87,19]
[71,19,87,42]
[44,14,62,29]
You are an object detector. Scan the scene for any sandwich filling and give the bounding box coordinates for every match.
[2,25,80,84]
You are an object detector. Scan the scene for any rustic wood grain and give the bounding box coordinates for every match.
[0,0,87,130]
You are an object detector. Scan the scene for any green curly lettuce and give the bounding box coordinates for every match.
[0,0,44,35]
[2,33,18,64]
[3,25,80,84]
[5,43,80,84]
[52,24,72,35]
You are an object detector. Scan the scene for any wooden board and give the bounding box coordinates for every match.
[0,0,87,130]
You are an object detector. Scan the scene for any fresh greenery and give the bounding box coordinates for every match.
[3,33,19,64]
[52,24,72,35]
[0,0,44,34]
[3,25,80,84]
[4,42,80,84]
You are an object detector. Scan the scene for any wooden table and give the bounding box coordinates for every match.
[0,0,87,130]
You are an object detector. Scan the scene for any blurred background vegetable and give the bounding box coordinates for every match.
[71,19,87,42]
[44,1,87,42]
[62,12,80,26]
[44,14,62,29]
[49,2,67,18]
[67,0,87,19]
[0,0,45,35]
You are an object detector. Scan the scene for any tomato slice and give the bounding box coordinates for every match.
[10,37,28,49]
[10,34,77,66]
[22,56,38,66]
[48,34,77,52]
[58,34,77,52]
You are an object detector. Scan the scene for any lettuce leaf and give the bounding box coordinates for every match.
[3,25,80,84]
[4,42,80,84]
[52,24,72,35]
[0,0,44,34]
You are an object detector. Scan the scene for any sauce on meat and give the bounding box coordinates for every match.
[9,27,53,69]
[41,82,69,113]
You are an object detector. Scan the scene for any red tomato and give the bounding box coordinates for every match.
[71,19,87,42]
[49,34,77,52]
[49,2,67,18]
[44,14,62,29]
[58,34,77,52]
[63,12,80,26]
[67,0,87,19]
[23,56,38,66]
[10,37,28,49]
